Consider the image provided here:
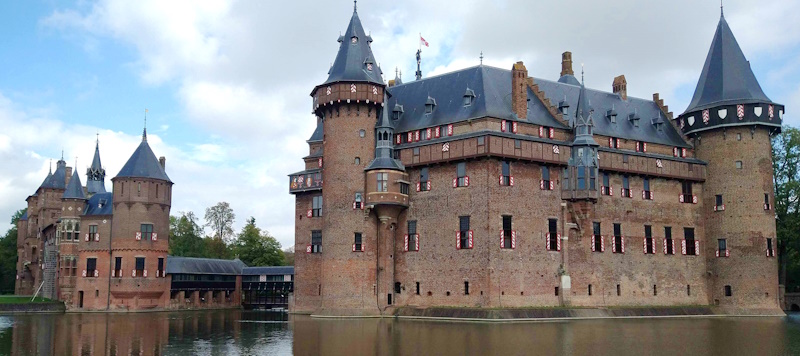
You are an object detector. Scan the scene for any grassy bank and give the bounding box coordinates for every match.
[0,296,54,304]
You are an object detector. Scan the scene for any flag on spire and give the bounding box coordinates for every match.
[420,35,429,47]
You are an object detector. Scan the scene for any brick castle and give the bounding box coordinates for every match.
[291,5,783,316]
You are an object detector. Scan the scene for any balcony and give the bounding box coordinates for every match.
[289,169,322,194]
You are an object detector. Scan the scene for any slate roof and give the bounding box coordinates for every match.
[115,135,171,182]
[389,65,689,148]
[366,92,405,171]
[166,256,247,275]
[320,5,384,87]
[84,192,113,216]
[86,140,107,194]
[40,160,68,190]
[308,121,323,143]
[20,212,27,221]
[242,266,294,276]
[683,13,773,114]
[62,170,86,200]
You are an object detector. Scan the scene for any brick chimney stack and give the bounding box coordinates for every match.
[561,52,574,77]
[65,167,73,186]
[159,156,166,170]
[613,75,627,100]
[512,61,529,119]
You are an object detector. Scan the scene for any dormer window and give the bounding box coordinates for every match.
[364,58,374,71]
[606,109,617,124]
[392,104,404,120]
[351,36,358,44]
[652,117,664,132]
[629,113,640,128]
[558,100,570,115]
[463,88,476,107]
[425,96,437,114]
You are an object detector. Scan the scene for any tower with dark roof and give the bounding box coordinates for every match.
[563,74,599,202]
[59,168,86,308]
[677,11,781,310]
[86,138,107,195]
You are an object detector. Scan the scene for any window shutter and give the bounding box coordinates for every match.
[609,187,614,196]
[692,195,698,204]
[539,127,544,137]
[550,181,554,190]
[132,269,137,277]
[609,137,613,147]
[468,230,474,248]
[549,128,555,138]
[404,234,409,252]
[111,269,115,277]
[415,234,420,251]
[651,238,656,254]
[499,175,504,186]
[452,178,457,188]
[352,243,356,252]
[135,232,141,241]
[85,234,89,242]
[426,128,432,140]
[512,122,518,133]
[152,233,158,241]
[636,143,640,152]
[679,195,684,203]
[621,237,625,253]
[725,249,730,257]
[643,143,647,152]
[501,120,506,132]
[540,180,545,190]
[396,134,401,144]
[612,237,616,252]
[500,230,504,248]
[681,148,687,157]
[557,233,562,251]
[673,147,678,157]
[456,232,461,250]
[307,210,312,218]
[143,270,147,277]
[415,130,420,141]
[318,158,323,168]
[435,127,441,138]
[427,181,431,191]
[650,191,654,200]
[642,190,646,199]
[681,240,687,255]
[591,235,596,252]
[511,231,516,249]
[510,177,514,186]
[663,239,668,254]
[82,270,87,277]
[694,240,700,254]
[95,234,100,242]
[601,236,605,252]
[416,183,421,192]
[546,233,550,250]
[306,245,312,253]
[643,238,647,254]
[465,176,470,186]
[447,124,453,136]
[353,202,357,209]
[407,132,413,142]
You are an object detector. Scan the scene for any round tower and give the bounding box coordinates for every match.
[677,11,783,311]
[310,3,389,314]
[108,129,172,310]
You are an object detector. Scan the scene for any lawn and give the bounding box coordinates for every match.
[0,296,54,304]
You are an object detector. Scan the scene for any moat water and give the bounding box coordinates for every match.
[2,310,800,355]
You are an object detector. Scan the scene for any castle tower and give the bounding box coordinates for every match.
[677,11,783,311]
[106,128,172,310]
[563,73,599,202]
[86,138,107,195]
[307,3,388,315]
[59,168,86,308]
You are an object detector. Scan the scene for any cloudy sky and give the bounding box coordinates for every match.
[1,0,798,249]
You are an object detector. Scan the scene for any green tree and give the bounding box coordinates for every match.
[205,202,235,241]
[169,211,207,258]
[204,237,233,260]
[232,217,284,267]
[0,209,25,293]
[282,246,294,266]
[772,126,800,291]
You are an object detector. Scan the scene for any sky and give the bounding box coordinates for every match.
[1,0,799,250]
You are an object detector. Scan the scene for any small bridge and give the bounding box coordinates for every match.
[786,292,800,311]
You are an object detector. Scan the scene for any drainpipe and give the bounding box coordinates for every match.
[106,215,112,310]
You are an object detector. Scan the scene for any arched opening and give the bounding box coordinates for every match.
[791,304,800,312]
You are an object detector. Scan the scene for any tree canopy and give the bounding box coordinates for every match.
[773,126,800,291]
[232,217,284,267]
[205,202,235,241]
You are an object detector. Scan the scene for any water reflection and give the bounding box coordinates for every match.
[2,311,800,355]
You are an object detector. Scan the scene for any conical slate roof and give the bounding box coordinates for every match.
[86,139,107,194]
[683,12,772,114]
[115,134,171,182]
[321,4,384,87]
[572,78,599,148]
[366,93,404,172]
[38,169,53,191]
[41,159,68,190]
[63,170,85,200]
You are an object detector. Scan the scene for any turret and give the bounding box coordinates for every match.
[562,73,599,201]
[677,10,781,311]
[86,137,106,195]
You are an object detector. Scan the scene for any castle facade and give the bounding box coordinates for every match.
[291,6,783,316]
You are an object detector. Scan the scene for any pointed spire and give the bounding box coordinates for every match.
[321,5,384,86]
[720,0,724,18]
[354,0,357,13]
[87,135,107,194]
[63,168,86,200]
[143,108,148,141]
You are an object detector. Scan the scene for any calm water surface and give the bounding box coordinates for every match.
[1,310,800,355]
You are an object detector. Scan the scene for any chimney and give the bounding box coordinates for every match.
[159,156,166,170]
[65,167,73,186]
[613,75,627,100]
[512,61,528,120]
[561,52,574,77]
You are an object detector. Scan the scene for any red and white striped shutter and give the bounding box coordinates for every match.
[609,187,614,196]
[404,234,409,252]
[318,158,323,168]
[643,143,647,152]
[546,233,550,250]
[612,236,616,252]
[550,181,554,190]
[510,177,514,186]
[540,180,545,189]
[416,183,421,192]
[682,148,687,157]
[396,134,401,144]
[609,137,613,147]
[111,270,115,277]
[143,270,147,277]
[94,270,99,277]
[453,178,457,188]
[557,233,562,251]
[465,176,470,186]
[415,130,420,141]
[499,175,504,186]
[152,233,158,241]
[135,232,141,241]
[679,195,684,203]
[501,120,507,132]
[663,239,667,254]
[601,236,605,252]
[415,234,419,251]
[306,245,312,253]
[651,238,656,254]
[307,210,312,218]
[681,240,687,255]
[447,124,453,136]
[407,132,413,142]
[650,191,654,200]
[715,250,719,257]
[539,127,544,138]
[468,230,474,249]
[673,147,678,157]
[435,127,441,138]
[132,270,137,277]
[642,190,646,199]
[643,238,647,254]
[694,240,700,254]
[591,235,596,252]
[549,128,555,138]
[82,270,87,277]
[427,128,432,140]
[621,237,625,253]
[95,234,100,242]
[511,231,516,249]
[427,181,431,191]
[692,195,698,204]
[636,142,640,152]
[766,240,770,256]
[85,234,89,242]
[456,232,461,250]
[500,230,504,248]
[725,249,730,257]
[512,122,518,133]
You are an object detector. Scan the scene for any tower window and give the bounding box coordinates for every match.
[665,226,674,255]
[735,161,743,169]
[464,281,469,295]
[542,166,551,190]
[420,168,429,191]
[135,257,145,277]
[501,161,511,186]
[377,173,389,192]
[593,221,603,252]
[681,181,693,203]
[502,215,513,249]
[767,238,775,257]
[86,258,97,277]
[724,285,732,297]
[311,230,322,253]
[312,196,323,217]
[684,227,697,255]
[717,239,727,256]
[458,216,471,249]
[353,233,363,252]
[715,195,723,210]
[407,220,418,251]
[643,178,652,200]
[355,157,361,165]
[456,162,468,187]
[547,218,559,251]
[613,223,624,253]
[354,193,363,209]
[645,225,653,254]
[140,224,153,240]
[359,129,365,138]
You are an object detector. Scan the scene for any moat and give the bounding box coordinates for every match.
[2,310,800,355]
